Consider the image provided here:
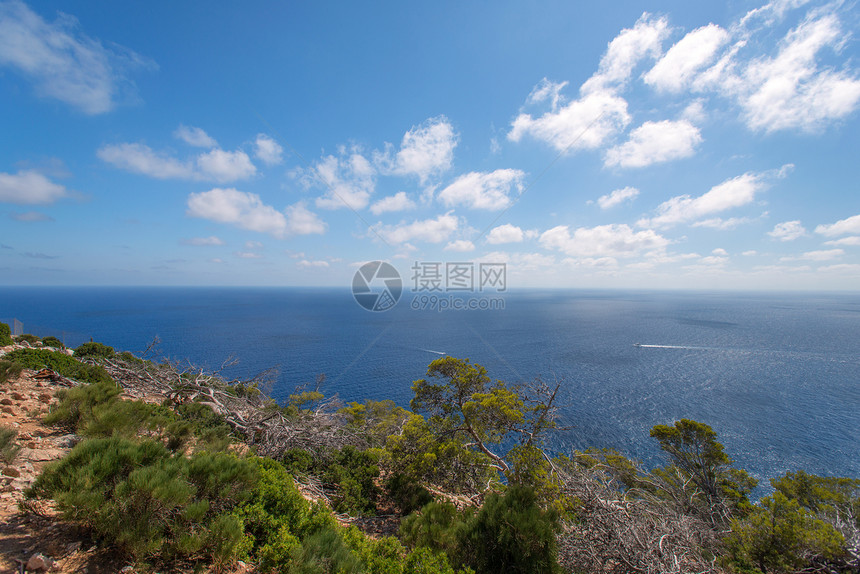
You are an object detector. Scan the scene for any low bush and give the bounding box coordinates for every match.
[14,333,40,345]
[387,473,434,516]
[43,381,122,433]
[27,436,256,564]
[0,360,23,384]
[74,341,115,358]
[0,322,13,346]
[4,349,112,385]
[0,426,21,464]
[41,336,64,348]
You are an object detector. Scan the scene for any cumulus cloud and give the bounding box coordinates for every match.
[644,24,730,92]
[444,240,475,252]
[781,248,844,261]
[369,191,416,215]
[509,14,669,153]
[372,212,459,244]
[815,214,860,237]
[298,259,329,269]
[596,187,640,209]
[639,172,765,228]
[768,220,807,241]
[0,170,68,204]
[312,152,375,211]
[539,224,669,258]
[186,188,325,238]
[604,120,702,168]
[196,149,256,183]
[375,116,458,183]
[437,169,526,210]
[824,236,860,246]
[181,236,224,246]
[98,143,257,183]
[0,0,156,114]
[486,224,525,244]
[692,216,760,230]
[174,125,217,148]
[254,134,284,166]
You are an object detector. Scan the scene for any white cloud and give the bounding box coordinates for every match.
[244,240,263,249]
[815,214,860,237]
[597,187,639,209]
[604,120,702,168]
[692,216,758,230]
[375,116,457,183]
[740,10,860,132]
[98,143,194,179]
[444,240,475,252]
[486,224,525,244]
[437,169,525,211]
[583,13,670,93]
[0,0,155,114]
[254,134,283,166]
[186,188,325,238]
[182,236,224,246]
[235,251,263,259]
[98,143,256,183]
[539,224,670,258]
[298,259,329,269]
[196,149,256,183]
[369,191,416,215]
[9,210,53,222]
[0,170,68,204]
[768,220,807,241]
[639,172,765,228]
[644,24,730,92]
[742,250,758,256]
[313,152,375,210]
[174,125,217,148]
[824,236,860,246]
[712,247,729,256]
[508,14,669,153]
[781,248,843,261]
[372,212,459,244]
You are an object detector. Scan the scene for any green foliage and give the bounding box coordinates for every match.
[384,413,495,495]
[282,446,381,516]
[725,491,845,573]
[0,321,12,346]
[340,399,411,448]
[28,436,256,563]
[289,528,363,574]
[771,470,860,520]
[43,381,122,433]
[400,502,466,559]
[459,485,560,574]
[73,341,115,358]
[14,333,40,345]
[41,336,64,348]
[386,473,434,516]
[650,419,756,517]
[237,457,336,571]
[4,348,113,384]
[0,359,23,384]
[0,426,21,464]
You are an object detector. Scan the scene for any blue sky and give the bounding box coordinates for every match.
[1,0,859,290]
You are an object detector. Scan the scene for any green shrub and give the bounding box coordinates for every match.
[27,436,256,563]
[0,360,23,384]
[459,485,560,574]
[323,446,380,515]
[4,349,112,385]
[74,341,115,358]
[0,426,21,464]
[43,381,122,433]
[14,333,40,345]
[41,336,64,348]
[400,502,465,558]
[288,528,363,574]
[387,473,434,516]
[0,322,12,346]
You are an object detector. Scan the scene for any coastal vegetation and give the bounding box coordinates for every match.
[1,321,858,573]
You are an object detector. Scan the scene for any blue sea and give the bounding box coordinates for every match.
[2,287,858,489]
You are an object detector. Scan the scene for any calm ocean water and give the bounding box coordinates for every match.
[2,287,858,487]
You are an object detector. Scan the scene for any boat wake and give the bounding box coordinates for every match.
[420,348,447,355]
[634,344,709,350]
